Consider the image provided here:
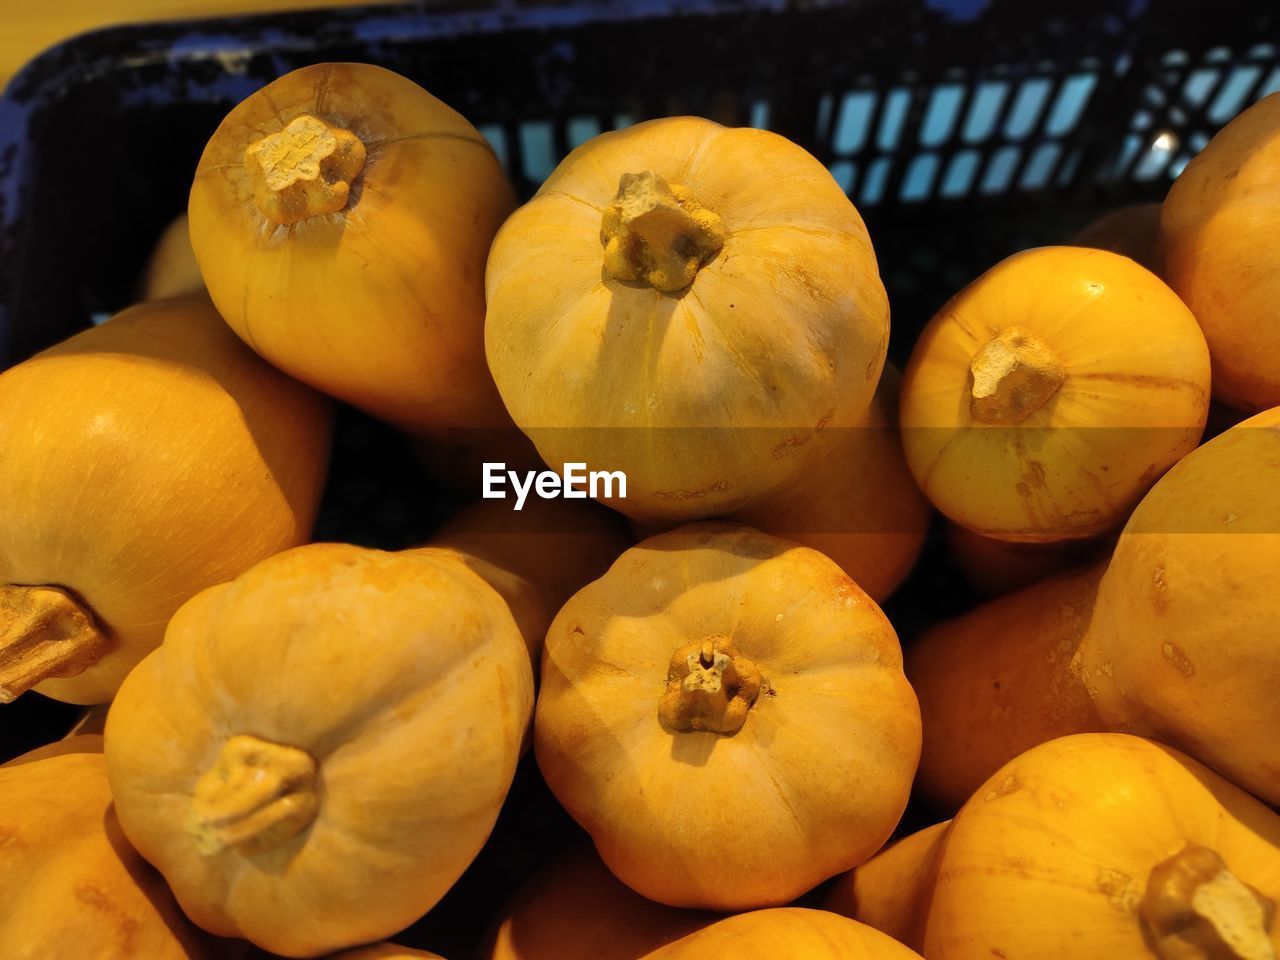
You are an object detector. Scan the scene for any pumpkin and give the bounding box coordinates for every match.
[428,498,631,663]
[823,821,951,954]
[729,364,931,602]
[535,522,921,910]
[646,908,924,960]
[0,298,330,704]
[923,733,1280,959]
[0,735,243,959]
[944,520,1104,597]
[1161,92,1280,411]
[140,213,205,300]
[485,116,890,522]
[484,845,714,960]
[899,245,1210,542]
[1070,202,1162,271]
[103,542,533,957]
[189,62,515,436]
[906,563,1108,810]
[1078,406,1280,805]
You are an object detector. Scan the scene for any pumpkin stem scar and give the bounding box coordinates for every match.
[0,585,110,702]
[1140,845,1277,960]
[658,636,762,735]
[968,326,1066,425]
[244,114,367,225]
[600,171,726,294]
[188,734,320,857]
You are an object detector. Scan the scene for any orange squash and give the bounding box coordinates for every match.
[104,543,533,957]
[1070,202,1162,271]
[0,735,243,959]
[140,213,205,300]
[485,117,890,522]
[900,246,1210,542]
[943,520,1104,597]
[535,523,921,910]
[923,734,1280,959]
[646,909,923,959]
[0,298,330,704]
[1162,92,1280,411]
[1078,406,1280,805]
[729,365,931,602]
[189,62,514,436]
[905,564,1109,810]
[484,845,715,960]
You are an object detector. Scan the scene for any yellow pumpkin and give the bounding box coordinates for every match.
[646,908,923,959]
[900,245,1210,542]
[484,845,714,960]
[535,523,921,910]
[485,117,890,522]
[943,520,1104,597]
[729,365,931,602]
[1070,202,1162,271]
[1078,406,1280,805]
[428,498,631,663]
[140,213,205,300]
[906,564,1109,810]
[0,298,330,704]
[923,734,1280,959]
[0,735,243,959]
[1162,92,1280,411]
[823,821,951,954]
[189,62,515,436]
[104,543,533,957]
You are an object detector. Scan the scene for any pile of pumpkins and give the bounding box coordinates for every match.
[1,60,1279,960]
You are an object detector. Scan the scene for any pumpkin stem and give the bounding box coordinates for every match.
[244,114,367,225]
[188,734,320,856]
[658,636,762,735]
[1140,845,1277,960]
[601,171,726,294]
[0,585,110,702]
[969,326,1065,425]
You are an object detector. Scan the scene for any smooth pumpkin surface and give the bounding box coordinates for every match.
[535,523,921,910]
[647,909,923,959]
[1162,92,1280,411]
[1070,202,1162,271]
[823,821,951,955]
[1079,406,1280,805]
[944,520,1104,597]
[140,213,205,301]
[0,736,242,960]
[190,62,515,435]
[484,845,715,960]
[906,564,1109,811]
[900,245,1210,542]
[0,298,330,704]
[485,116,890,522]
[104,543,533,958]
[428,498,631,664]
[730,364,930,602]
[923,734,1280,959]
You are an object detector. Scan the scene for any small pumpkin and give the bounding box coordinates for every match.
[140,213,205,300]
[729,364,931,602]
[0,298,330,704]
[943,520,1104,597]
[923,734,1280,960]
[104,542,533,957]
[823,821,952,954]
[906,564,1109,810]
[1161,92,1280,411]
[535,522,921,910]
[189,62,515,436]
[0,735,242,959]
[1070,202,1162,271]
[646,909,923,960]
[428,498,631,663]
[1078,406,1280,805]
[484,845,714,960]
[485,117,890,522]
[900,245,1210,542]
